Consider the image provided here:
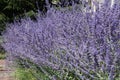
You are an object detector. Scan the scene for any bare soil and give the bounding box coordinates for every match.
[0,60,14,80]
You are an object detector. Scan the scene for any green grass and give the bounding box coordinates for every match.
[14,68,37,80]
[14,59,52,80]
[0,52,6,59]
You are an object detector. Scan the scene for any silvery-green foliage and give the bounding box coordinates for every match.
[2,0,120,80]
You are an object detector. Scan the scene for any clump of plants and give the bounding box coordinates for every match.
[2,0,120,80]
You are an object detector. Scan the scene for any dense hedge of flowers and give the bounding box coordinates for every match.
[2,0,120,80]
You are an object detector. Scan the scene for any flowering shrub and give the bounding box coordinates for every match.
[2,0,120,80]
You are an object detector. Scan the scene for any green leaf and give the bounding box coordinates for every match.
[25,10,36,17]
[0,13,6,21]
[3,5,12,10]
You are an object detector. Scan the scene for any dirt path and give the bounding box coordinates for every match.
[0,60,14,80]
